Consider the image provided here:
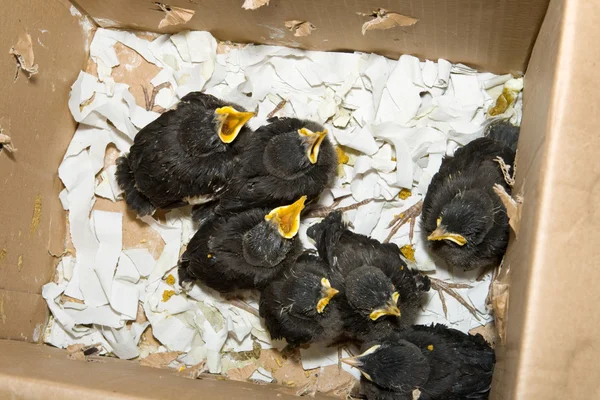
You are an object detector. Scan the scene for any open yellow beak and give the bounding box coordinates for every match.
[215,106,255,143]
[369,292,401,321]
[298,128,328,164]
[316,277,340,313]
[427,226,467,246]
[264,195,307,239]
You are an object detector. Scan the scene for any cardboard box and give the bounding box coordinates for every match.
[1,0,599,398]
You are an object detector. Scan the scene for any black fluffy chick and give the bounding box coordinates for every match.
[178,196,306,293]
[203,117,337,217]
[260,252,343,346]
[115,92,254,217]
[343,324,495,400]
[421,121,520,270]
[307,210,430,339]
[339,266,408,342]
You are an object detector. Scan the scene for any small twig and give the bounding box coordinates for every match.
[143,82,172,112]
[228,298,260,317]
[494,156,515,188]
[384,200,423,243]
[429,277,480,320]
[267,99,287,118]
[303,197,375,219]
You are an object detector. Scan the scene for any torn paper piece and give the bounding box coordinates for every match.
[42,282,75,331]
[359,8,418,35]
[66,305,125,328]
[333,126,378,155]
[140,350,181,368]
[249,367,274,383]
[300,344,339,370]
[0,133,16,153]
[9,33,39,80]
[493,184,522,234]
[242,0,269,10]
[101,30,157,64]
[110,280,139,320]
[92,210,123,301]
[101,326,141,359]
[156,3,195,29]
[123,248,156,278]
[144,305,195,352]
[285,20,316,37]
[170,31,217,64]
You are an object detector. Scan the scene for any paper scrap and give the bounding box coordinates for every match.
[285,20,316,37]
[242,0,269,10]
[0,132,16,153]
[359,8,418,35]
[300,344,339,370]
[156,3,195,29]
[140,350,181,368]
[249,367,274,383]
[9,33,38,80]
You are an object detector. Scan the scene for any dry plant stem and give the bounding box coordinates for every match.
[143,82,172,111]
[384,200,423,243]
[429,277,479,320]
[228,298,260,317]
[494,156,515,187]
[303,197,375,219]
[267,99,287,118]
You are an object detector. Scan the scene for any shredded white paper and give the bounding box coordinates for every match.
[44,27,521,383]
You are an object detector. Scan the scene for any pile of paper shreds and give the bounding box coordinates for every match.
[43,28,522,387]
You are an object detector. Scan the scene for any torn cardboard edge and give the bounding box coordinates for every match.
[0,132,16,153]
[9,33,39,81]
[242,0,270,10]
[284,21,316,37]
[155,3,195,29]
[358,8,418,35]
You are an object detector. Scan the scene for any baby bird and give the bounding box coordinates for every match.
[203,117,337,217]
[343,324,495,400]
[116,92,254,217]
[421,121,520,270]
[339,266,409,342]
[259,252,343,346]
[307,211,430,332]
[178,196,306,293]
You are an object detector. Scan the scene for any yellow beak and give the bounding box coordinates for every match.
[298,128,328,164]
[316,278,340,313]
[369,293,401,321]
[264,196,307,239]
[215,106,255,143]
[427,226,467,246]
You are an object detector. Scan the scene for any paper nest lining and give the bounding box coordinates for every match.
[43,28,522,386]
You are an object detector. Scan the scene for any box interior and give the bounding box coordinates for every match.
[2,0,600,399]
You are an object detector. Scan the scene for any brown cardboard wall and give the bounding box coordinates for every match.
[492,0,600,398]
[0,340,330,400]
[0,0,93,341]
[73,0,549,74]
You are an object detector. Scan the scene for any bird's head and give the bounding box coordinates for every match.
[341,340,429,389]
[264,196,307,239]
[214,106,255,143]
[284,268,340,317]
[427,190,495,247]
[298,126,328,164]
[345,266,401,321]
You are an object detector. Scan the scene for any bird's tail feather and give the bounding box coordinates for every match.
[115,155,155,217]
[485,120,520,151]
